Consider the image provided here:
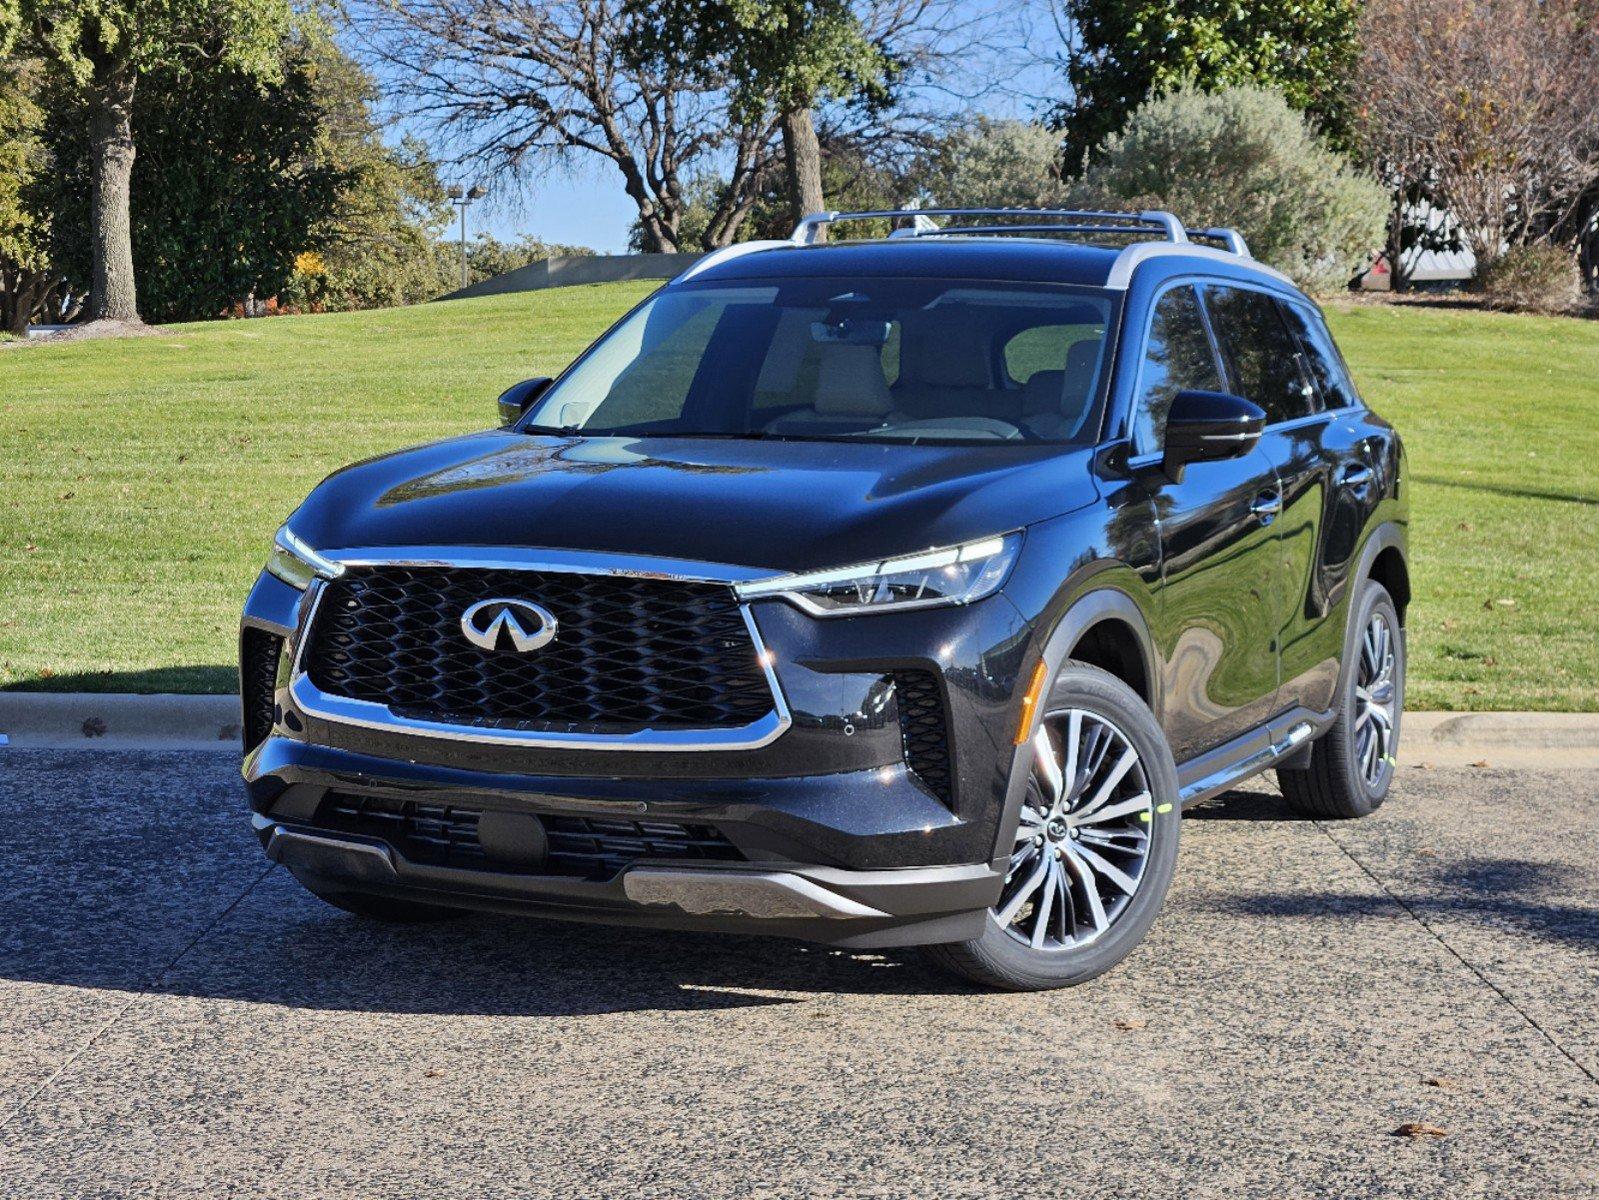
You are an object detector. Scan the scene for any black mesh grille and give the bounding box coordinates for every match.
[316,793,742,880]
[240,628,283,751]
[303,566,774,732]
[894,671,953,803]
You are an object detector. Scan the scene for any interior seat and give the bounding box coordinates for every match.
[889,310,1020,423]
[762,342,893,433]
[1019,339,1102,441]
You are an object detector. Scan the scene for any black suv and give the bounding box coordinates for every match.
[241,209,1407,990]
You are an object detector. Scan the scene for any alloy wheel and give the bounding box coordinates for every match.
[998,710,1155,950]
[1354,611,1398,788]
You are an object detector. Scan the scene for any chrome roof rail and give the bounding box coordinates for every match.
[673,238,794,282]
[790,208,1189,246]
[1185,227,1252,258]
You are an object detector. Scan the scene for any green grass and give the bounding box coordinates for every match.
[1,286,1595,709]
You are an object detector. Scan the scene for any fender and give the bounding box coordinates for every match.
[1333,519,1410,699]
[988,579,1162,868]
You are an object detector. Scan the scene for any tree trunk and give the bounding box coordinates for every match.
[86,68,139,322]
[781,105,826,237]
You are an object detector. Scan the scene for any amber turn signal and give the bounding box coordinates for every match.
[1014,659,1049,745]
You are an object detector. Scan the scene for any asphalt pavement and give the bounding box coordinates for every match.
[1,749,1595,1199]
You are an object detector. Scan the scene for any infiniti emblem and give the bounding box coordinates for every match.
[459,598,558,653]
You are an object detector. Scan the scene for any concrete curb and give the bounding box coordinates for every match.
[1,692,1597,765]
[0,693,242,750]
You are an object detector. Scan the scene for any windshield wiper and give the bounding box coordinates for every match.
[517,423,585,436]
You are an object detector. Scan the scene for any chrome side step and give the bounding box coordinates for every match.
[1179,721,1315,806]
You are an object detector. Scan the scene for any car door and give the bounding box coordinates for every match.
[1126,282,1285,763]
[1201,284,1365,718]
[1275,299,1388,713]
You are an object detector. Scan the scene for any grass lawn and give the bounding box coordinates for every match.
[2,285,1596,710]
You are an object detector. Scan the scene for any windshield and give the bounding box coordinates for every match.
[522,276,1117,444]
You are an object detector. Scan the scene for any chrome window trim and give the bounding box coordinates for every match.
[285,558,792,752]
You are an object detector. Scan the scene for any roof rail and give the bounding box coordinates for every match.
[1185,227,1252,258]
[791,208,1189,247]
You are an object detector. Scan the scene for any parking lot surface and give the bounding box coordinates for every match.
[1,750,1595,1199]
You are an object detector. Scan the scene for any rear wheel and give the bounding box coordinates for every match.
[924,660,1181,991]
[1278,581,1404,819]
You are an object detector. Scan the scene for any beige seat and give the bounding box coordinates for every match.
[1019,339,1102,440]
[763,342,893,432]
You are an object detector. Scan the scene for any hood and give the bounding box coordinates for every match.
[289,430,1101,574]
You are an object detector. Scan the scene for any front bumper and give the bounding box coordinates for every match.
[257,812,999,947]
[240,552,1035,945]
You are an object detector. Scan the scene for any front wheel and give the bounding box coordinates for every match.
[1278,580,1404,819]
[924,660,1181,991]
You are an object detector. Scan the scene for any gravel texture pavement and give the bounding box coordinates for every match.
[1,750,1595,1199]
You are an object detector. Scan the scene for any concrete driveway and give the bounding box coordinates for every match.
[1,750,1595,1199]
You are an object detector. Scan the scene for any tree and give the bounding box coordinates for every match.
[630,1,890,229]
[1070,85,1387,292]
[1357,0,1599,276]
[41,41,345,322]
[0,54,49,333]
[349,0,783,253]
[908,117,1069,210]
[17,0,294,322]
[1051,0,1361,161]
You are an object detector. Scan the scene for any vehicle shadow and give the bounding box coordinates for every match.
[0,749,981,1016]
[1182,786,1317,821]
[1202,855,1599,952]
[0,664,236,693]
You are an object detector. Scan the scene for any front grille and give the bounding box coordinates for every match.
[893,671,953,803]
[302,565,774,733]
[240,628,283,751]
[316,793,742,880]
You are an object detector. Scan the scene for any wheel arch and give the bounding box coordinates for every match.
[990,583,1163,867]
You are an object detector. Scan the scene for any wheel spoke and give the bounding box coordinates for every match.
[997,853,1050,926]
[1073,747,1139,819]
[1070,842,1139,895]
[1061,846,1108,933]
[1030,858,1058,948]
[1072,791,1152,827]
[1032,726,1064,807]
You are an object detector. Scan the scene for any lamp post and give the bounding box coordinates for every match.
[447,184,486,290]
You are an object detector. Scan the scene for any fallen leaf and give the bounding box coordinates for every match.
[1416,847,1439,858]
[1391,1122,1448,1140]
[1422,1077,1459,1090]
[424,1068,443,1078]
[1469,759,1491,769]
[1414,761,1434,771]
[82,717,107,738]
[1456,521,1473,531]
[1113,1017,1147,1031]
[1483,597,1516,610]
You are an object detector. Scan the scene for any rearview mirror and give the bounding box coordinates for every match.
[497,377,553,427]
[1162,390,1266,483]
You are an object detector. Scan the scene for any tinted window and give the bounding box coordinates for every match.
[1281,303,1360,409]
[526,278,1116,444]
[1204,285,1317,424]
[1002,322,1107,385]
[1133,285,1222,452]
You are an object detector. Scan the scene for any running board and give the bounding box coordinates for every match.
[1179,721,1316,806]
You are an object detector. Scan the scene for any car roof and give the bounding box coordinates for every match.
[675,235,1301,296]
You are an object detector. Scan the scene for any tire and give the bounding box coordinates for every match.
[923,660,1181,992]
[1278,581,1404,819]
[291,871,467,923]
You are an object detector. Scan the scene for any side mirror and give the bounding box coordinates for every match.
[1162,390,1266,483]
[497,377,553,427]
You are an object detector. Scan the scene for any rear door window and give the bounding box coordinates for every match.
[1132,285,1223,452]
[1203,285,1317,424]
[1280,302,1361,409]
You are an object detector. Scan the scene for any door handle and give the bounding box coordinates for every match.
[1250,491,1283,524]
[1338,463,1375,488]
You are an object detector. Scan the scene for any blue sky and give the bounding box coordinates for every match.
[388,2,1062,254]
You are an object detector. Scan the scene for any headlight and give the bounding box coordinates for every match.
[265,526,343,590]
[737,532,1020,616]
